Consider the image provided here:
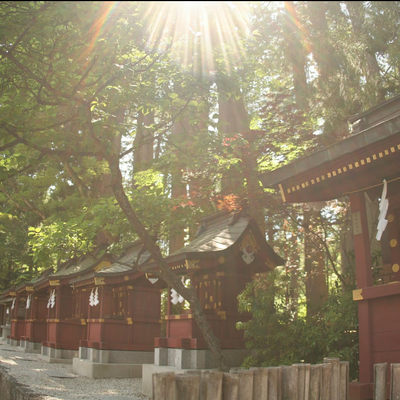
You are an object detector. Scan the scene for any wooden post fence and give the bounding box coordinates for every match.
[152,360,400,400]
[152,358,350,400]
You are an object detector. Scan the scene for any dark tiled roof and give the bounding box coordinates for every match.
[51,255,98,278]
[15,267,54,292]
[30,267,54,283]
[97,242,150,275]
[170,214,248,256]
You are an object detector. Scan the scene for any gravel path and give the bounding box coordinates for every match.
[0,340,150,400]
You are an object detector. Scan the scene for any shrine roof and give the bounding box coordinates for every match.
[0,286,17,300]
[260,112,400,203]
[15,267,54,293]
[171,211,246,256]
[164,210,284,267]
[96,241,151,275]
[43,253,114,284]
[51,255,99,277]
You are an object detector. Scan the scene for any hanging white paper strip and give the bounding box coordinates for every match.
[376,180,389,241]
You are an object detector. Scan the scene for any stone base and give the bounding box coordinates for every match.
[37,345,78,364]
[0,325,10,341]
[8,338,19,347]
[72,347,154,378]
[72,358,144,379]
[17,340,41,354]
[78,347,154,364]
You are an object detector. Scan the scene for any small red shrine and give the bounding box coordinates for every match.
[7,289,26,347]
[260,94,400,400]
[0,287,18,345]
[0,295,12,341]
[71,241,163,378]
[148,209,284,370]
[14,268,54,352]
[0,292,13,341]
[34,253,114,363]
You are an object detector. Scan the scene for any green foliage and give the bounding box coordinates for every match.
[0,3,398,375]
[237,269,359,380]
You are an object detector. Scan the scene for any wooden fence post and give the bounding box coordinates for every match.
[251,367,269,400]
[293,363,311,400]
[339,361,349,400]
[321,362,332,399]
[324,357,340,400]
[390,363,400,400]
[223,370,254,400]
[268,366,282,400]
[234,370,254,400]
[200,370,224,400]
[152,372,175,400]
[223,373,239,400]
[309,364,322,400]
[282,365,295,400]
[175,374,200,400]
[374,363,387,400]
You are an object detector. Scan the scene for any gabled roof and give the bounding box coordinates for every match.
[95,241,151,276]
[34,253,114,289]
[51,255,99,278]
[172,213,248,255]
[69,242,151,285]
[163,210,285,267]
[16,267,54,293]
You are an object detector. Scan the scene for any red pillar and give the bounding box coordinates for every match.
[350,192,373,388]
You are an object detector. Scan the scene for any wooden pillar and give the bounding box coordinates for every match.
[350,192,373,385]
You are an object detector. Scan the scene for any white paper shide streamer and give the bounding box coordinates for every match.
[89,287,100,306]
[26,294,31,309]
[376,179,389,241]
[171,277,185,305]
[47,290,56,309]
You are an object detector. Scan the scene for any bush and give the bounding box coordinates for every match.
[237,270,359,380]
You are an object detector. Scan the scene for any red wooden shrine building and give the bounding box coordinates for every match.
[261,94,400,400]
[71,241,163,378]
[34,253,114,362]
[0,286,18,344]
[14,267,54,352]
[0,292,12,341]
[145,209,284,370]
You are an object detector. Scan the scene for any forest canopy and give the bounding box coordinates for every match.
[0,1,399,374]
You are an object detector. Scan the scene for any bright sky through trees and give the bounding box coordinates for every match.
[139,1,253,77]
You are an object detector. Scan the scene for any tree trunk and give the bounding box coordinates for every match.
[107,153,230,372]
[241,141,266,235]
[169,119,189,253]
[284,1,309,110]
[345,1,385,103]
[303,207,329,316]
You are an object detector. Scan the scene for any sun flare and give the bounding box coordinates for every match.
[141,1,252,77]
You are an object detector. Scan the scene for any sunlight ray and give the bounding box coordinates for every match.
[141,1,252,77]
